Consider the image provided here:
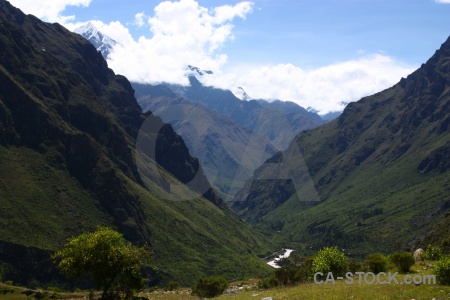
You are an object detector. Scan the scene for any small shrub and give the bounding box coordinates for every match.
[365,253,389,274]
[4,280,13,286]
[46,287,61,293]
[389,252,415,273]
[434,256,450,285]
[165,281,179,291]
[312,246,348,277]
[257,277,278,289]
[274,266,297,286]
[425,244,442,261]
[347,260,364,273]
[191,276,228,298]
[295,257,314,282]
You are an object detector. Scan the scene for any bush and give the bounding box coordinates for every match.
[295,257,314,282]
[312,247,348,277]
[191,276,228,298]
[425,244,442,261]
[4,280,13,286]
[434,256,450,285]
[389,252,415,273]
[165,281,179,291]
[347,260,364,273]
[274,266,298,286]
[257,277,279,289]
[365,253,389,274]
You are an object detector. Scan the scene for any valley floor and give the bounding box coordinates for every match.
[1,261,450,300]
[1,281,449,300]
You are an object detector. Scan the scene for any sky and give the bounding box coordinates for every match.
[7,0,450,114]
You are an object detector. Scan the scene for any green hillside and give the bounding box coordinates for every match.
[233,36,450,257]
[0,0,272,287]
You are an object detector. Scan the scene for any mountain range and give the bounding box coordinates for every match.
[75,25,327,201]
[0,0,271,287]
[133,83,279,200]
[2,0,450,290]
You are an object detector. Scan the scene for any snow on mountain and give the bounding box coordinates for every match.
[232,87,252,101]
[74,22,117,59]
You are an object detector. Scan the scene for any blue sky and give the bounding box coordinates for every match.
[8,0,450,114]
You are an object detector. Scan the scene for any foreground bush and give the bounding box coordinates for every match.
[389,252,415,273]
[365,253,389,274]
[191,276,228,298]
[434,256,450,285]
[312,247,348,277]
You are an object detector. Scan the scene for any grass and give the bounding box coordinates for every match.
[1,261,449,300]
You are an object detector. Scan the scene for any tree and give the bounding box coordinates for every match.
[52,227,151,300]
[312,246,348,278]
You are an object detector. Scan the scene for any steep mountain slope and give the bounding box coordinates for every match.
[134,83,279,201]
[169,76,324,149]
[233,36,450,256]
[0,0,271,286]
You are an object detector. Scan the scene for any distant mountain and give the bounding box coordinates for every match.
[134,83,279,201]
[307,107,342,121]
[0,1,271,286]
[74,22,117,58]
[233,36,450,256]
[169,75,325,149]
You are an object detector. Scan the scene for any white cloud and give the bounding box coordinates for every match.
[435,0,450,3]
[134,12,147,28]
[105,0,254,85]
[203,54,415,115]
[7,0,91,23]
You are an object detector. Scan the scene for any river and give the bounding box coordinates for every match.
[266,249,294,268]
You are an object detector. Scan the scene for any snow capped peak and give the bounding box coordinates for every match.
[232,86,252,101]
[74,22,117,59]
[186,65,213,77]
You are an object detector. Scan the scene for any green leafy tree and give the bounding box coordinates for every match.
[312,246,348,277]
[52,227,152,300]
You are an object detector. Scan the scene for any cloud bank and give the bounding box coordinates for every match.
[8,0,415,114]
[203,54,415,114]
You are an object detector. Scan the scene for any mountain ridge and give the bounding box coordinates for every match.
[233,35,450,255]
